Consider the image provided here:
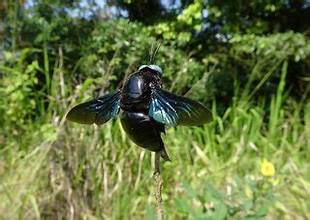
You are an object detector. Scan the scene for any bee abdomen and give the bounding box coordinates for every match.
[120,111,164,152]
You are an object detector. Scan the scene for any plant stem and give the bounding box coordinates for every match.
[154,152,163,220]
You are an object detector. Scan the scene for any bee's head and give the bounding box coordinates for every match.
[138,65,162,77]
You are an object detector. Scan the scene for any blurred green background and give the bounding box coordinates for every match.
[0,0,309,219]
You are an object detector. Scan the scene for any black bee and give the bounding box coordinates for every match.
[66,65,211,168]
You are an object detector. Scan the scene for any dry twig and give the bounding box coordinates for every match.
[153,152,163,220]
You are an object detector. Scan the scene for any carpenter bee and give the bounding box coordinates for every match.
[66,65,212,163]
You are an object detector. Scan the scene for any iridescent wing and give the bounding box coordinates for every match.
[66,90,120,125]
[149,89,212,126]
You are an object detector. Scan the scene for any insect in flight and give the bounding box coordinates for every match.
[66,65,212,168]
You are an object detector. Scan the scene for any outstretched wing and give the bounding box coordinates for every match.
[66,90,121,125]
[149,89,212,126]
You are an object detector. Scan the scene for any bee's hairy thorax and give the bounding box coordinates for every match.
[120,71,161,112]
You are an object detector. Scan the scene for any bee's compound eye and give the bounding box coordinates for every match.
[148,65,162,75]
[138,65,148,71]
[138,64,163,76]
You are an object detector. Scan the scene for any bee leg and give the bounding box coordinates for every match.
[160,148,171,162]
[154,148,170,175]
[154,151,161,174]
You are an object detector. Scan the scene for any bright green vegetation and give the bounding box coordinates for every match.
[1,53,309,220]
[1,1,309,219]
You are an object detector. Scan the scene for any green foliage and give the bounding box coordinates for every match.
[230,32,310,62]
[207,0,310,33]
[229,32,310,99]
[79,19,206,95]
[174,178,274,220]
[0,49,41,129]
[150,0,203,45]
[0,75,309,219]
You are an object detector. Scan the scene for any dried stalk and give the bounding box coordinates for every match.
[153,152,163,220]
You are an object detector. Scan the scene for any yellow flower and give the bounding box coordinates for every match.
[260,159,275,177]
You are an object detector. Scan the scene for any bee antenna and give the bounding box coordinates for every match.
[149,41,161,64]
